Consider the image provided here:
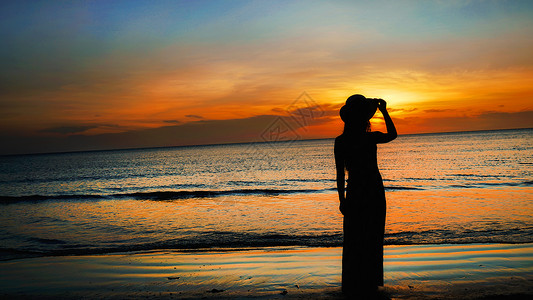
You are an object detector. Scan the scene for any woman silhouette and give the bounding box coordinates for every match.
[334,94,397,296]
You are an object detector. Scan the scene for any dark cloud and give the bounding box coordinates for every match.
[423,108,455,113]
[3,110,531,156]
[477,111,533,129]
[388,107,418,113]
[185,115,204,119]
[41,125,99,135]
[163,120,181,124]
[1,114,326,155]
[394,110,533,134]
[40,124,122,135]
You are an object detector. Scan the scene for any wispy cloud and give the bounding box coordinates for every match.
[41,125,101,135]
[185,115,204,119]
[163,120,181,124]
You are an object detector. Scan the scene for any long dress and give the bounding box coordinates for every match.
[336,132,386,294]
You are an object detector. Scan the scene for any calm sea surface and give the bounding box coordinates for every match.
[0,129,531,259]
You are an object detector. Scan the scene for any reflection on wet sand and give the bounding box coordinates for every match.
[1,243,531,299]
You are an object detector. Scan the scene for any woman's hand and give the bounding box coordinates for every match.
[377,99,387,112]
[377,98,397,142]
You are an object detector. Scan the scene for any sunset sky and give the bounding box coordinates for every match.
[1,0,532,155]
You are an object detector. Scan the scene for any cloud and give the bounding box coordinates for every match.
[388,107,418,113]
[41,125,101,135]
[1,113,329,155]
[394,110,533,134]
[423,109,455,113]
[3,108,531,155]
[185,115,204,119]
[477,111,533,130]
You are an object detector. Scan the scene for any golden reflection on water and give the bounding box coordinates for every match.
[6,184,531,250]
[386,187,532,236]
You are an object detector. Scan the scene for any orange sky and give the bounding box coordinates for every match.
[1,1,532,154]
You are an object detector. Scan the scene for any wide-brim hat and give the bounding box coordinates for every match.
[340,94,378,123]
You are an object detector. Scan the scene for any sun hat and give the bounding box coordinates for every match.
[340,94,378,123]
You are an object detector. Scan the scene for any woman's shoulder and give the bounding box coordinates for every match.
[334,135,346,151]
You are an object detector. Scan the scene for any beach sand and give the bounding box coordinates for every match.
[1,243,531,299]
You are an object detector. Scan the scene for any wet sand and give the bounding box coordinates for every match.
[0,243,531,299]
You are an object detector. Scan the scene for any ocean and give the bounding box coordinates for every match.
[0,128,531,260]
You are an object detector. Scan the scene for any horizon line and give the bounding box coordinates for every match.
[2,127,531,157]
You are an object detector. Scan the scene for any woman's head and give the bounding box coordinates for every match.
[340,94,378,132]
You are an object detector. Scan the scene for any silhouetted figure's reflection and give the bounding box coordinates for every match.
[334,94,397,296]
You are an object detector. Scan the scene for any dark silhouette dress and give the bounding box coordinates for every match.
[335,131,388,293]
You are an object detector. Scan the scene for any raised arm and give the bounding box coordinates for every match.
[334,138,347,215]
[376,99,397,143]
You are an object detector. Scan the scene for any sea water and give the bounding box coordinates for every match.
[0,129,531,259]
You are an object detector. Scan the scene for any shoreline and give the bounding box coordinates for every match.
[1,243,531,299]
[2,241,533,262]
